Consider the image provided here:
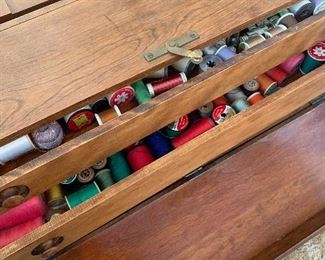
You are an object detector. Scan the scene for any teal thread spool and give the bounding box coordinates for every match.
[95,169,115,190]
[132,80,151,105]
[109,152,132,182]
[231,99,250,112]
[162,127,181,138]
[300,42,325,74]
[65,181,100,209]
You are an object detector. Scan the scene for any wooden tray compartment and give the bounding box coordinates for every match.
[0,14,324,210]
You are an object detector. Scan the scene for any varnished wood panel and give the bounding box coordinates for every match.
[1,68,324,259]
[59,104,325,260]
[5,0,48,14]
[0,0,10,21]
[0,16,323,207]
[0,0,298,144]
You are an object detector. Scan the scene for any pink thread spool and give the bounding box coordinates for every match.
[279,53,305,75]
[0,217,44,248]
[0,196,47,230]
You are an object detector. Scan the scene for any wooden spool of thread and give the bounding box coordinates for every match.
[64,105,95,132]
[279,53,305,75]
[0,196,47,230]
[95,169,115,190]
[109,152,132,182]
[256,74,280,96]
[211,105,236,125]
[145,132,172,159]
[107,86,135,116]
[247,92,265,105]
[127,145,155,172]
[265,66,289,84]
[132,80,151,105]
[289,0,314,21]
[171,118,215,148]
[45,185,65,208]
[77,168,96,184]
[92,158,108,170]
[65,182,101,209]
[0,217,44,249]
[311,0,325,14]
[239,34,266,51]
[263,24,287,38]
[146,73,187,97]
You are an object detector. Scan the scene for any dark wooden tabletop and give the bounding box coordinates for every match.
[60,104,325,260]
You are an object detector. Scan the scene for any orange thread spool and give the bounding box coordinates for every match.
[256,74,279,96]
[247,92,264,105]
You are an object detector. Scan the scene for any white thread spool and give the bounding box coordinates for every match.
[0,135,36,165]
[172,58,196,76]
[148,67,168,79]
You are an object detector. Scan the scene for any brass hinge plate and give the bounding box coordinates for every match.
[144,31,200,62]
[310,93,325,107]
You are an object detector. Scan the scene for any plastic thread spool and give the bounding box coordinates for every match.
[226,88,247,103]
[289,0,314,21]
[268,9,297,27]
[145,132,172,158]
[256,74,280,96]
[92,158,108,170]
[64,105,95,132]
[0,196,47,230]
[65,182,101,209]
[95,169,115,190]
[311,0,325,14]
[265,66,289,85]
[77,168,96,183]
[263,24,287,38]
[0,135,36,165]
[45,185,65,208]
[239,34,266,51]
[163,115,189,138]
[212,96,228,107]
[199,54,223,72]
[148,67,168,78]
[90,98,110,114]
[247,92,265,105]
[0,217,44,249]
[300,42,325,74]
[279,53,305,75]
[127,145,155,171]
[31,121,64,151]
[215,45,236,61]
[231,99,250,112]
[60,175,77,185]
[132,80,152,105]
[109,152,132,182]
[171,118,215,148]
[146,73,187,97]
[211,105,236,125]
[172,58,196,75]
[198,102,214,118]
[107,86,135,116]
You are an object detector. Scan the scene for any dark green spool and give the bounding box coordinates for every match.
[132,80,151,105]
[300,52,323,74]
[109,152,132,182]
[162,127,181,138]
[95,169,115,190]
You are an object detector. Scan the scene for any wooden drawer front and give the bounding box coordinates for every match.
[1,16,325,259]
[1,14,324,210]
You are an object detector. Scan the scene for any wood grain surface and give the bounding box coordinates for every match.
[59,104,325,260]
[1,16,323,207]
[5,0,48,14]
[0,0,298,144]
[0,0,11,20]
[1,67,324,259]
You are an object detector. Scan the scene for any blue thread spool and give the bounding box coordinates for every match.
[145,132,172,158]
[231,99,250,112]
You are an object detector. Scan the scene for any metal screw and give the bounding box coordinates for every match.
[190,33,197,38]
[146,53,154,59]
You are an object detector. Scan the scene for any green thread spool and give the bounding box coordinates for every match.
[109,152,131,182]
[132,80,151,105]
[95,169,115,190]
[162,127,180,138]
[300,53,323,75]
[65,181,101,209]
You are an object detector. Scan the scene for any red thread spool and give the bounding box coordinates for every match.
[146,73,187,97]
[64,105,95,132]
[171,118,215,148]
[0,196,47,230]
[127,145,155,171]
[247,92,264,105]
[0,217,44,248]
[212,96,228,107]
[265,66,288,84]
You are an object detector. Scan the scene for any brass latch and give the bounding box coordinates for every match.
[144,31,203,64]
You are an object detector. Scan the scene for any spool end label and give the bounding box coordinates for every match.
[168,115,189,131]
[109,86,135,106]
[307,42,325,61]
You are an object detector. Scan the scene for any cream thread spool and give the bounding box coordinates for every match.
[239,34,266,51]
[172,57,196,76]
[263,24,287,38]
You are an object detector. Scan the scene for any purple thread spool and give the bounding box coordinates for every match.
[311,0,325,14]
[215,45,236,61]
[31,121,64,150]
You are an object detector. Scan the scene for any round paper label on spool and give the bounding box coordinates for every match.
[307,42,325,61]
[212,105,236,125]
[168,115,189,131]
[108,86,135,106]
[243,79,260,91]
[67,110,94,131]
